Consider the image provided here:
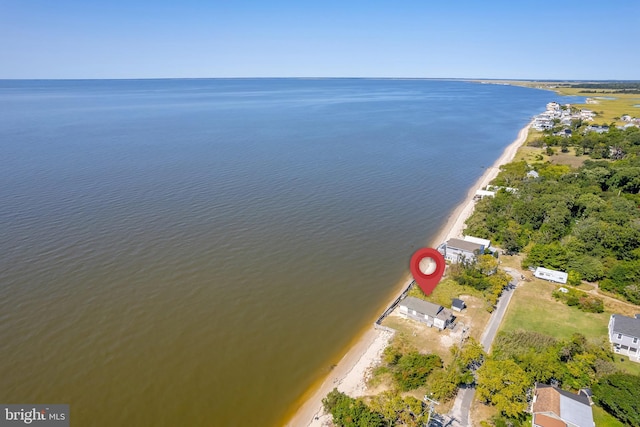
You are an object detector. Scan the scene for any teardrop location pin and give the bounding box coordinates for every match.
[410,247,446,296]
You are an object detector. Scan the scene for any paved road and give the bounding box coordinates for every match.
[446,268,521,426]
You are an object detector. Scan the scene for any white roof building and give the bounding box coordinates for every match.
[463,235,491,249]
[534,267,568,284]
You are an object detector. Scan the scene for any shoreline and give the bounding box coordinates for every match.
[285,120,533,427]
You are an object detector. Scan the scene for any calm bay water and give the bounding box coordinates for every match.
[0,79,575,426]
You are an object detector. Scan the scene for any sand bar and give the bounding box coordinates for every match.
[285,121,532,427]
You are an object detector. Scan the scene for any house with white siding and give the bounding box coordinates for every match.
[608,314,640,362]
[438,238,484,264]
[398,296,454,330]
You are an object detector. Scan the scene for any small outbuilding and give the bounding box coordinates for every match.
[451,298,466,312]
[534,267,568,284]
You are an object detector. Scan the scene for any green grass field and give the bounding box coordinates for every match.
[499,278,609,340]
[407,278,483,308]
[613,357,640,377]
[593,405,626,427]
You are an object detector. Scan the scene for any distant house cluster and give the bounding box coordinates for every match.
[620,114,640,126]
[608,313,640,363]
[532,102,595,131]
[532,101,639,134]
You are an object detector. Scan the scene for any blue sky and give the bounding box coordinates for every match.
[1,0,638,79]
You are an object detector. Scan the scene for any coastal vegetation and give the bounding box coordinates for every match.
[592,373,640,426]
[320,82,640,427]
[323,336,486,427]
[551,286,604,313]
[476,329,637,423]
[464,140,640,304]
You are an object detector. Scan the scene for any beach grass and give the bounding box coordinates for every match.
[499,278,609,340]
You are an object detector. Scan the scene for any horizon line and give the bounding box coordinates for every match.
[1,77,639,82]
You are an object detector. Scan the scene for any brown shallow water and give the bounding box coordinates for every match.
[0,79,562,425]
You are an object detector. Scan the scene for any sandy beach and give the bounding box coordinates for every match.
[285,121,532,427]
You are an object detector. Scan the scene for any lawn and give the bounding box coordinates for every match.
[592,405,626,427]
[613,357,640,377]
[499,278,610,340]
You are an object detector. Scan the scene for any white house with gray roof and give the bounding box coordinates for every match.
[398,296,454,330]
[608,314,640,362]
[438,238,484,264]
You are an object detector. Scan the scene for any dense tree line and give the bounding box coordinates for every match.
[465,146,640,303]
[532,126,640,160]
[592,373,640,426]
[568,82,640,94]
[570,83,640,90]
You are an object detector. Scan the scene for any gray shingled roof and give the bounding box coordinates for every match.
[446,238,484,252]
[401,296,443,317]
[452,298,465,309]
[611,314,640,338]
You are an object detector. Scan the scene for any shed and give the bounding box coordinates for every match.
[534,267,568,284]
[451,298,466,312]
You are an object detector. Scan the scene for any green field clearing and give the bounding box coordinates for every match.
[499,278,609,340]
[592,405,626,427]
[613,357,640,377]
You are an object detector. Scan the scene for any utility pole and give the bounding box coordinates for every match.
[423,395,440,427]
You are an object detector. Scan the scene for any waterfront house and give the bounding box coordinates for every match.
[463,235,491,250]
[438,238,484,264]
[485,185,518,194]
[474,189,495,199]
[531,384,594,427]
[608,314,640,362]
[534,267,568,284]
[398,296,454,330]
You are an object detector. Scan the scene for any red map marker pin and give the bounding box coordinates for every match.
[410,247,446,296]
